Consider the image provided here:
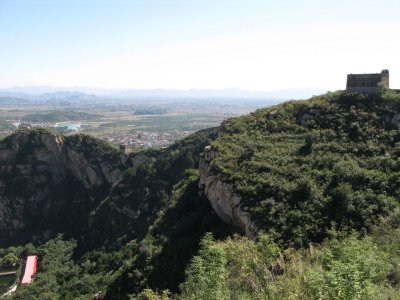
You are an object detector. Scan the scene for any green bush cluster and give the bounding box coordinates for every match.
[177,227,400,300]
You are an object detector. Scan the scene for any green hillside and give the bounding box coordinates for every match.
[212,90,400,247]
[1,90,400,299]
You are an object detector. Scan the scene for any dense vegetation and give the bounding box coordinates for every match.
[1,90,400,299]
[212,90,400,247]
[2,127,232,299]
[178,225,400,300]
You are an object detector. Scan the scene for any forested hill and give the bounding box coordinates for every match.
[1,90,400,299]
[205,89,400,247]
[0,129,125,246]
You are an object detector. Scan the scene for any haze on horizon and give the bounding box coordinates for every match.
[1,0,399,92]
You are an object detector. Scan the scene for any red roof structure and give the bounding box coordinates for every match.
[21,255,38,285]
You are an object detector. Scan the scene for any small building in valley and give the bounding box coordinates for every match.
[21,255,38,285]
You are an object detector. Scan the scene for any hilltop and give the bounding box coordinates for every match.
[1,90,400,299]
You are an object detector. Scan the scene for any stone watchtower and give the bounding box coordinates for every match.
[119,144,131,155]
[346,69,389,94]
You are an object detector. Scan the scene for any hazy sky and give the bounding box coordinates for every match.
[1,0,399,91]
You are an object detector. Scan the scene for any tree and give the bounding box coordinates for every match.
[2,252,18,267]
[135,289,171,300]
[180,233,228,300]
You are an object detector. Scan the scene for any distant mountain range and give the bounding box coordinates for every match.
[0,86,329,103]
[0,90,98,104]
[111,87,328,99]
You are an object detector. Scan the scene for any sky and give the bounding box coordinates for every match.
[0,0,399,91]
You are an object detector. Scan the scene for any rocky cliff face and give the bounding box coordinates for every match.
[0,129,125,246]
[199,146,257,237]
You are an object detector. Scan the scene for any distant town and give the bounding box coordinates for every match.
[1,119,193,149]
[0,95,277,149]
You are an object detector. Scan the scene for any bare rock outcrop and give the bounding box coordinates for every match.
[199,146,257,237]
